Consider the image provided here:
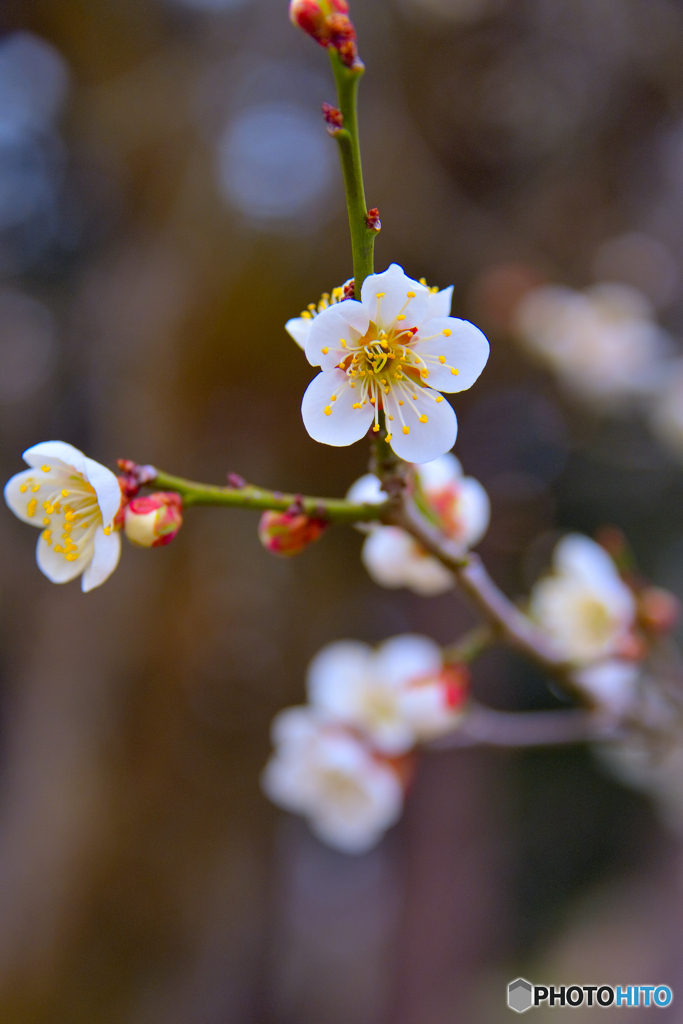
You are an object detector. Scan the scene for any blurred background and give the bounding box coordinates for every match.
[1,0,683,1020]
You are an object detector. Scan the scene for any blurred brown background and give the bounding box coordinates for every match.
[1,0,683,1020]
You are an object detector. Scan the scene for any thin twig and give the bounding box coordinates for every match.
[431,701,621,749]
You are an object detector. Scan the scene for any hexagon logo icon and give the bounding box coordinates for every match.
[508,978,533,1013]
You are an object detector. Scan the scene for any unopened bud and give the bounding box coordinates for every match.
[366,207,381,232]
[258,510,327,556]
[322,102,344,134]
[439,664,470,711]
[639,586,680,634]
[289,0,361,68]
[124,492,183,548]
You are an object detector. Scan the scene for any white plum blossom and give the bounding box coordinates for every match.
[529,534,636,665]
[4,441,122,591]
[306,634,467,754]
[261,706,404,853]
[285,282,349,350]
[346,453,490,596]
[572,660,639,718]
[300,264,489,463]
[514,282,668,408]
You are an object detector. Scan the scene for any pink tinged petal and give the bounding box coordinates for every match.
[305,301,369,368]
[22,441,88,473]
[373,634,443,690]
[307,640,372,717]
[81,526,121,591]
[302,369,374,447]
[415,317,490,393]
[285,317,310,350]
[36,530,93,584]
[384,387,457,463]
[426,285,454,320]
[83,458,122,527]
[415,453,463,492]
[360,264,429,329]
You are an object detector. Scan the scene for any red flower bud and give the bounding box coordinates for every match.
[124,492,183,548]
[289,0,361,68]
[258,510,327,556]
[439,664,470,711]
[639,586,680,635]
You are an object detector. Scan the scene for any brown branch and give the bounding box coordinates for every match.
[431,701,621,749]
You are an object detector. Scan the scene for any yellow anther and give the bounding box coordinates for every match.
[436,396,444,403]
[41,465,50,472]
[19,483,27,493]
[406,291,415,298]
[332,287,344,299]
[331,395,337,402]
[61,490,69,497]
[308,304,316,311]
[341,339,347,348]
[104,525,111,535]
[27,499,37,517]
[402,426,410,434]
[42,517,50,526]
[65,553,78,562]
[324,406,332,416]
[420,369,429,378]
[388,415,394,421]
[321,292,329,301]
[349,383,355,388]
[43,530,51,545]
[376,292,385,298]
[419,415,428,423]
[419,278,427,285]
[372,424,380,433]
[396,314,406,321]
[439,355,446,364]
[322,347,329,354]
[399,400,404,406]
[301,311,311,319]
[54,545,63,553]
[451,368,459,375]
[352,403,362,409]
[412,394,419,400]
[443,328,452,337]
[385,433,392,442]
[31,484,40,492]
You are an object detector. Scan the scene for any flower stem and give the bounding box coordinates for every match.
[443,625,495,666]
[329,48,375,293]
[149,467,391,523]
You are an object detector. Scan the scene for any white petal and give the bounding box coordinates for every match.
[403,554,455,596]
[36,530,93,584]
[384,387,457,463]
[82,458,121,528]
[362,527,419,588]
[302,369,374,447]
[373,634,443,689]
[307,640,372,716]
[426,285,454,319]
[4,469,55,526]
[360,264,429,329]
[399,684,459,738]
[345,473,387,506]
[553,535,635,619]
[305,301,369,368]
[23,440,88,473]
[455,476,490,547]
[270,705,319,748]
[573,660,639,717]
[415,453,463,492]
[285,317,310,350]
[81,527,121,591]
[414,317,490,393]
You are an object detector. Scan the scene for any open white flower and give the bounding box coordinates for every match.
[515,283,668,408]
[261,706,404,853]
[307,634,467,754]
[529,534,636,665]
[301,264,489,463]
[346,454,490,596]
[4,441,122,591]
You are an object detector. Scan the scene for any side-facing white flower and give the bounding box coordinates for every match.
[529,534,636,665]
[261,706,404,854]
[346,454,490,596]
[307,634,467,754]
[515,283,668,408]
[571,659,639,718]
[301,264,489,463]
[4,441,122,591]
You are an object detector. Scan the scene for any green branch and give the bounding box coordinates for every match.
[329,49,375,293]
[150,468,391,523]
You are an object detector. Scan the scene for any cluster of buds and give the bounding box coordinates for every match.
[289,0,361,69]
[258,508,328,557]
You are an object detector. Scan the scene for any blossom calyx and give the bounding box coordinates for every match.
[124,492,182,548]
[258,509,327,556]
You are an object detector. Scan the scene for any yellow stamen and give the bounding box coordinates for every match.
[27,499,37,517]
[451,368,459,376]
[439,355,446,364]
[41,465,50,472]
[407,291,415,298]
[402,426,409,434]
[61,490,69,497]
[396,314,406,321]
[19,483,27,493]
[324,406,332,416]
[42,517,50,526]
[42,530,51,545]
[386,433,392,442]
[104,525,111,535]
[372,424,380,433]
[443,329,452,337]
[436,396,444,403]
[419,415,428,423]
[330,395,337,402]
[322,347,329,354]
[399,400,404,406]
[420,369,428,378]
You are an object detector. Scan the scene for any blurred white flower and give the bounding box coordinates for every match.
[571,659,639,718]
[301,263,489,463]
[4,441,122,591]
[261,706,404,853]
[306,634,467,754]
[529,534,636,665]
[346,453,489,596]
[514,282,668,408]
